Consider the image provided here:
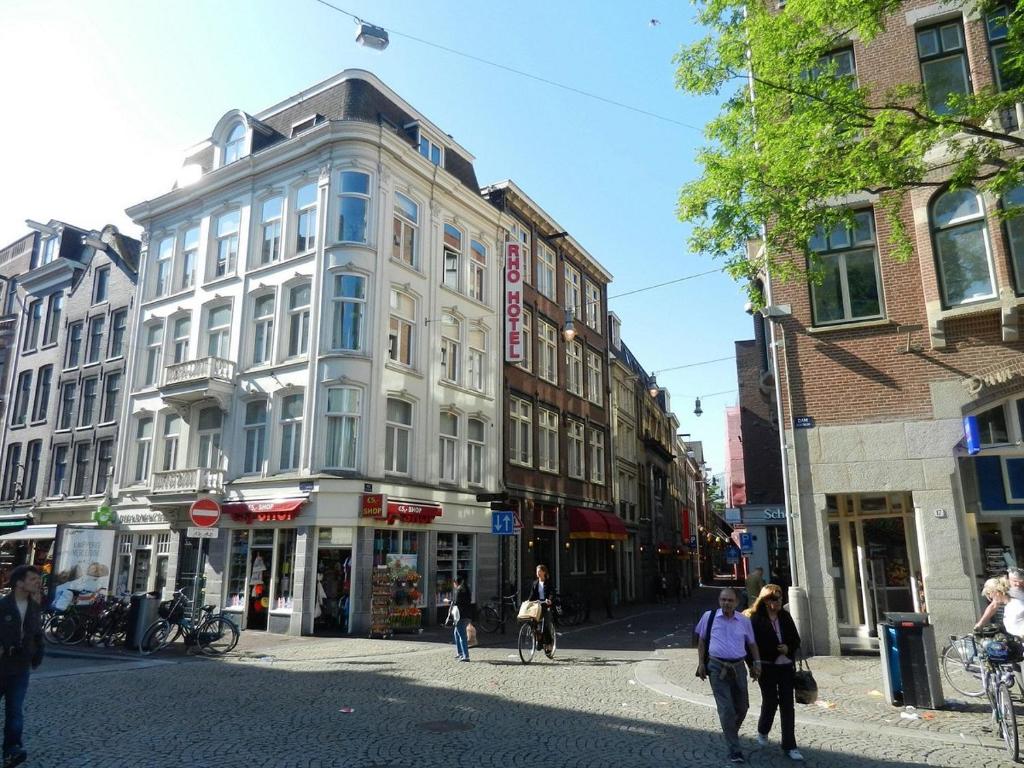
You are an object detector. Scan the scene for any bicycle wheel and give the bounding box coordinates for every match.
[139,619,173,655]
[197,616,240,656]
[942,638,985,698]
[49,614,81,645]
[518,621,536,664]
[999,681,1019,762]
[476,606,500,634]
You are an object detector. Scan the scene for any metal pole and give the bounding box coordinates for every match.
[192,536,204,620]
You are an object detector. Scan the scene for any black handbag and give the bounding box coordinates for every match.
[793,654,818,705]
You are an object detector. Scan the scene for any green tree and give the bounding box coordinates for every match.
[675,0,1024,300]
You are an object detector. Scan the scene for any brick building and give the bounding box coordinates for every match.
[763,1,1024,653]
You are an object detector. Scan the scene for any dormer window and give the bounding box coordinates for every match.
[223,122,246,166]
[40,237,57,266]
[418,133,443,166]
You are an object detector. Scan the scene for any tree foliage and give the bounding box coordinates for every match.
[674,0,1024,302]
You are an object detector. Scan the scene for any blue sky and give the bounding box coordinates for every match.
[0,0,754,475]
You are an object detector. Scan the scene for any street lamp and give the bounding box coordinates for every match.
[355,20,389,50]
[694,397,703,417]
[648,374,659,397]
[562,309,576,342]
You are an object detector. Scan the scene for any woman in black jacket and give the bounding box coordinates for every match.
[527,564,556,653]
[746,584,803,761]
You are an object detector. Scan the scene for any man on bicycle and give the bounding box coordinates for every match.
[1004,569,1024,637]
[527,565,556,654]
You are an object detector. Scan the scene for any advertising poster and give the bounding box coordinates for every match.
[51,527,116,610]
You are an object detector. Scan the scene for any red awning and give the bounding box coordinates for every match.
[224,498,306,524]
[568,507,628,541]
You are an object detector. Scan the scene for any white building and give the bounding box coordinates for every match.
[116,70,504,635]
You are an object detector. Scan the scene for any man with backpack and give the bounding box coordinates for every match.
[695,587,762,764]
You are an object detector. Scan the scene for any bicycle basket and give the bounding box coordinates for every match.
[983,635,1024,664]
[158,600,184,623]
[517,600,542,622]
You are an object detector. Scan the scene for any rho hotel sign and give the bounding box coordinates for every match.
[504,241,524,362]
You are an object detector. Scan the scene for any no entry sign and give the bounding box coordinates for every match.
[189,497,221,528]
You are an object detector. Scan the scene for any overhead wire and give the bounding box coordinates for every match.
[311,0,703,131]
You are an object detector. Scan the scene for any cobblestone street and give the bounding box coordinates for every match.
[23,599,1014,767]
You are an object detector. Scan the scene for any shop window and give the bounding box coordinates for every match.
[571,541,587,574]
[435,532,474,609]
[225,530,249,612]
[977,403,1010,445]
[274,529,297,610]
[373,530,425,632]
[593,541,608,574]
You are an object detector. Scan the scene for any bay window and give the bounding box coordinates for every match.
[331,274,365,351]
[393,192,418,266]
[295,183,317,253]
[338,172,369,243]
[286,283,310,357]
[325,386,360,470]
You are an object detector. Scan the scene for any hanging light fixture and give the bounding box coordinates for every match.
[694,396,703,417]
[648,374,659,397]
[355,20,390,50]
[562,309,576,342]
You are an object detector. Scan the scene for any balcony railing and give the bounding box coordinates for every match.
[151,467,225,494]
[162,357,235,387]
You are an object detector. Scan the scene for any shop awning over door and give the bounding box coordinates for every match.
[0,515,33,537]
[223,498,306,524]
[567,507,628,541]
[0,523,53,540]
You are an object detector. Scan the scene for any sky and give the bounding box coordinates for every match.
[0,0,755,476]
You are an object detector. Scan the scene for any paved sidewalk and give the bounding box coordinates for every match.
[636,646,1001,749]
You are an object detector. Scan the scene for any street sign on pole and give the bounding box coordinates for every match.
[688,535,698,551]
[739,531,753,555]
[492,511,515,535]
[189,498,221,528]
[187,526,219,539]
[726,545,740,564]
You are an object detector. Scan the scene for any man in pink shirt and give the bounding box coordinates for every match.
[696,588,761,764]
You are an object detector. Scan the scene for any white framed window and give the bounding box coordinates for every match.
[205,304,231,358]
[142,323,164,387]
[133,416,153,483]
[338,172,370,244]
[1002,185,1024,294]
[440,314,460,383]
[78,377,96,428]
[589,428,606,485]
[518,309,533,372]
[439,412,458,484]
[388,289,415,366]
[469,239,487,303]
[222,122,246,165]
[443,224,462,291]
[809,210,884,324]
[564,263,582,318]
[586,350,603,406]
[161,414,180,472]
[385,398,413,475]
[930,188,996,307]
[44,293,63,346]
[418,133,443,165]
[278,393,303,471]
[567,420,585,479]
[538,408,559,473]
[509,397,532,467]
[286,283,311,358]
[584,280,601,331]
[392,192,418,267]
[566,340,584,396]
[243,400,268,474]
[196,406,223,469]
[295,183,317,254]
[86,315,105,363]
[467,328,485,392]
[508,221,531,285]
[212,211,240,279]
[180,226,199,290]
[154,236,173,297]
[251,294,275,366]
[171,315,190,364]
[325,386,360,470]
[536,241,556,300]
[467,418,484,486]
[39,236,57,266]
[331,273,365,351]
[259,196,283,265]
[538,319,558,384]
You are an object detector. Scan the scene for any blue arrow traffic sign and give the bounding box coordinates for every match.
[492,511,515,535]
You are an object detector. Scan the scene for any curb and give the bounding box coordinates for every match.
[633,650,1003,751]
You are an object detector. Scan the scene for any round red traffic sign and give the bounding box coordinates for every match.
[189,497,221,528]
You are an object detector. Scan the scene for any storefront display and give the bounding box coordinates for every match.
[314,527,352,635]
[370,566,393,638]
[435,533,475,608]
[373,530,424,633]
[223,528,297,632]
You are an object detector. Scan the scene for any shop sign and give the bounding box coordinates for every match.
[386,500,442,525]
[361,493,385,519]
[504,241,524,362]
[724,507,741,524]
[224,499,305,524]
[763,509,786,521]
[794,416,815,429]
[116,510,168,525]
[963,359,1024,395]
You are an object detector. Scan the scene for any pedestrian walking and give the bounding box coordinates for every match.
[695,587,761,764]
[452,574,472,662]
[0,565,44,768]
[746,585,803,761]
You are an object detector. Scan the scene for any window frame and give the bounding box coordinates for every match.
[440,313,461,384]
[31,365,52,422]
[94,438,114,495]
[78,376,98,428]
[388,288,416,367]
[180,226,199,290]
[438,411,459,484]
[564,263,582,319]
[243,399,269,475]
[278,392,304,472]
[109,308,128,359]
[11,371,31,426]
[171,314,191,365]
[23,300,42,352]
[294,182,318,255]
[101,371,121,423]
[537,318,558,384]
[204,303,232,359]
[250,292,275,367]
[142,322,164,387]
[509,397,533,467]
[808,210,885,325]
[930,188,998,308]
[584,280,601,331]
[71,442,91,497]
[467,417,485,486]
[589,428,606,485]
[93,266,110,304]
[384,397,413,476]
[566,339,584,396]
[50,444,69,497]
[536,241,556,300]
[285,282,311,358]
[586,350,603,406]
[86,315,105,364]
[916,19,972,115]
[258,195,284,266]
[65,321,83,368]
[337,171,370,245]
[392,192,419,268]
[58,381,76,430]
[153,235,174,298]
[329,272,366,352]
[567,420,586,480]
[43,292,63,346]
[442,223,463,292]
[211,210,241,280]
[324,386,361,471]
[538,408,560,474]
[161,413,181,473]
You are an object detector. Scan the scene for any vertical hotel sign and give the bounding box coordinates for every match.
[504,240,524,362]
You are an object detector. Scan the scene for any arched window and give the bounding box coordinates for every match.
[930,188,996,307]
[223,123,246,165]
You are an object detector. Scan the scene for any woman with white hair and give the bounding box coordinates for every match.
[975,576,1011,632]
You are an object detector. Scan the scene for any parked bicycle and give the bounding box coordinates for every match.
[476,593,519,634]
[554,592,587,626]
[517,601,556,664]
[44,589,129,647]
[138,589,239,656]
[942,633,986,698]
[976,628,1022,762]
